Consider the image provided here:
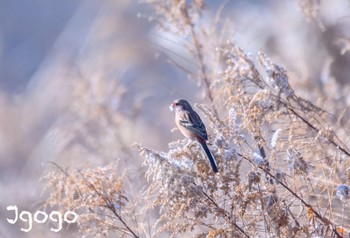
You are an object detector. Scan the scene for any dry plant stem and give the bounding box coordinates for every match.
[78,170,140,238]
[47,161,69,176]
[201,190,250,238]
[245,67,350,157]
[286,104,350,158]
[238,153,344,238]
[151,39,198,76]
[257,184,272,236]
[184,8,219,117]
[47,161,87,209]
[47,162,139,238]
[284,201,300,227]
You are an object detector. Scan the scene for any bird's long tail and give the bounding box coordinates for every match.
[199,141,218,173]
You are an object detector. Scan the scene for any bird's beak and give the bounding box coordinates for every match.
[169,103,174,112]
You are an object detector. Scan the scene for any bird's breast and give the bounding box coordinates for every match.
[175,116,196,140]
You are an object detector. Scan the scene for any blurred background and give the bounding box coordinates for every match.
[0,0,349,237]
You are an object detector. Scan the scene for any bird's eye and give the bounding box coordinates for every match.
[175,103,179,106]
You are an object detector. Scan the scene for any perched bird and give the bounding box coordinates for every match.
[169,99,218,173]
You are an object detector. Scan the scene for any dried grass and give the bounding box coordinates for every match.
[42,1,350,237]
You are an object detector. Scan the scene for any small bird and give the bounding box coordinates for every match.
[169,99,218,173]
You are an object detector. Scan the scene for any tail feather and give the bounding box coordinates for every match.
[199,141,218,173]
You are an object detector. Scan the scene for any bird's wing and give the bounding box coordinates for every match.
[178,110,208,140]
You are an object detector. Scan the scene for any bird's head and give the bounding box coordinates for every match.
[169,99,192,112]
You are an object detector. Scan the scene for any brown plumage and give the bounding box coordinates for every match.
[169,99,218,173]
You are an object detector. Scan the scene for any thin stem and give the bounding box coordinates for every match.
[238,153,344,238]
[287,106,350,158]
[78,171,140,238]
[184,7,219,117]
[202,190,250,238]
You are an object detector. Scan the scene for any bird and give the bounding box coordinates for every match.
[169,99,218,173]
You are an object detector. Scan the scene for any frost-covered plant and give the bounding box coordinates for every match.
[42,162,139,238]
[135,1,350,237]
[41,1,350,237]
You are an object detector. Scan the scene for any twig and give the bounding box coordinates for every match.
[286,105,350,158]
[202,190,250,238]
[47,161,69,176]
[78,170,140,238]
[183,6,219,117]
[238,153,344,238]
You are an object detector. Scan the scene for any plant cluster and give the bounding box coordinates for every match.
[43,0,350,237]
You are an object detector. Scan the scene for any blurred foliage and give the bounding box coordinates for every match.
[1,0,350,237]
